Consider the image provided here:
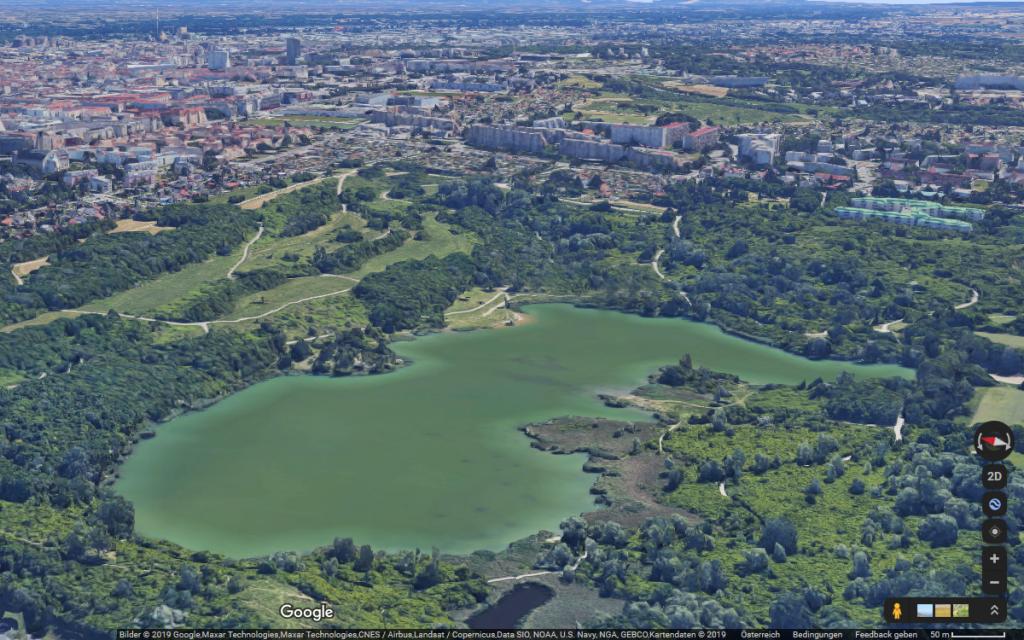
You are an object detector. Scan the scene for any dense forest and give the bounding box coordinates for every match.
[153,267,298,323]
[0,203,256,325]
[0,314,485,632]
[312,228,409,274]
[2,163,1024,632]
[426,176,1024,378]
[0,218,114,267]
[515,345,1020,626]
[353,253,477,332]
[254,178,341,237]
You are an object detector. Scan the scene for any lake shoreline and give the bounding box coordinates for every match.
[112,303,912,560]
[571,299,913,372]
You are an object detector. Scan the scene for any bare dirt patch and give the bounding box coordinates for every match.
[662,81,730,97]
[12,256,49,280]
[110,219,173,234]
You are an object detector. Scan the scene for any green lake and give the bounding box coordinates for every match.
[115,304,912,558]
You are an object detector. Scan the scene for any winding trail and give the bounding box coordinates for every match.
[873,318,903,334]
[446,290,508,318]
[568,551,589,572]
[65,310,211,334]
[482,300,510,318]
[651,249,666,280]
[10,256,49,286]
[65,287,353,332]
[27,170,366,338]
[486,549,588,584]
[652,216,691,305]
[486,570,555,584]
[320,273,360,282]
[658,419,682,454]
[227,224,264,279]
[64,357,81,374]
[168,287,352,325]
[237,174,333,210]
[655,389,754,455]
[285,333,335,346]
[667,212,692,303]
[336,172,352,196]
[955,288,979,310]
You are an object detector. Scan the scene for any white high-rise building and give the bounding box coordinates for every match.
[208,49,231,71]
[286,37,302,65]
[737,133,781,165]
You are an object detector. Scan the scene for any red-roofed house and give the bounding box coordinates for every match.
[162,107,208,129]
[682,126,721,151]
[665,120,691,146]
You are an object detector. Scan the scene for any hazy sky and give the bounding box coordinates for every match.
[823,0,1023,3]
